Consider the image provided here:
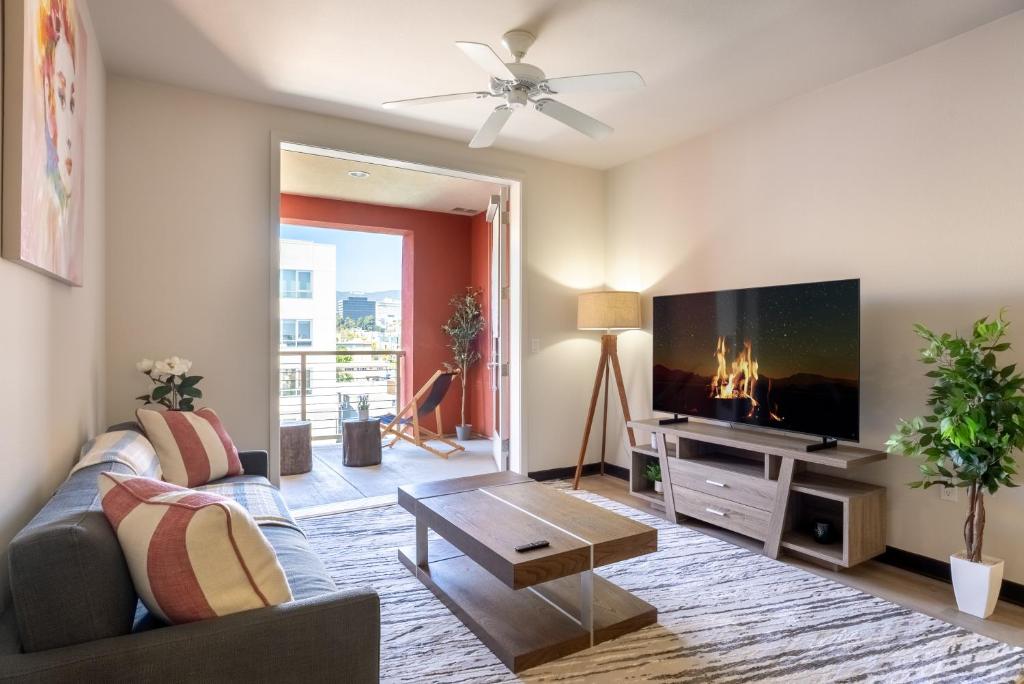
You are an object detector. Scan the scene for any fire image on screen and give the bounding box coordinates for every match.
[652,279,860,441]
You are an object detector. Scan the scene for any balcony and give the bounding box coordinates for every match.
[278,349,497,511]
[279,349,404,440]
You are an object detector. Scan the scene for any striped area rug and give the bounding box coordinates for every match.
[299,486,1024,683]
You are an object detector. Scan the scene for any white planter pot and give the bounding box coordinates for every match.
[950,553,1004,619]
[653,480,663,494]
[357,409,369,421]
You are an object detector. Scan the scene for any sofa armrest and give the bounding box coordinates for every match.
[0,588,380,683]
[238,450,269,478]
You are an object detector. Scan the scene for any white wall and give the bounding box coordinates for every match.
[104,77,606,476]
[0,4,106,610]
[604,13,1024,580]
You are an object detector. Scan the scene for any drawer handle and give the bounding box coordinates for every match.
[705,480,727,488]
[705,507,727,517]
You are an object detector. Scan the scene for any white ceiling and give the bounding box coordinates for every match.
[90,0,1024,169]
[280,150,497,214]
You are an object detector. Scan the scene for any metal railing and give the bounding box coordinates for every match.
[279,350,404,441]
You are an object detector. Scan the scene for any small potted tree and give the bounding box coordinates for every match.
[886,312,1024,618]
[442,288,485,441]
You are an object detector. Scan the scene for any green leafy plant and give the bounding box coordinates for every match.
[645,462,662,483]
[886,311,1024,563]
[135,357,203,411]
[357,394,370,411]
[442,287,486,428]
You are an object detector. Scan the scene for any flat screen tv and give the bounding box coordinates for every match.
[652,278,860,441]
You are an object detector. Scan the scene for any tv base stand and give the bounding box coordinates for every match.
[627,419,887,569]
[658,415,689,426]
[806,437,839,452]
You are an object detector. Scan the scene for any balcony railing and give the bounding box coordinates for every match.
[279,350,404,441]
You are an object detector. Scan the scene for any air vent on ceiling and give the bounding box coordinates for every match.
[450,207,477,214]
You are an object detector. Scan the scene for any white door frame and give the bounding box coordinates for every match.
[268,133,526,485]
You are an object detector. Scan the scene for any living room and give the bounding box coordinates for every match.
[1,1,1023,682]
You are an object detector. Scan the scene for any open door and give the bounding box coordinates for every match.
[488,188,511,471]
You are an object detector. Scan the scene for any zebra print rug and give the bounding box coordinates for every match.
[299,486,1024,683]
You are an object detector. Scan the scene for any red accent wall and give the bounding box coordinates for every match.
[281,194,486,434]
[468,211,494,437]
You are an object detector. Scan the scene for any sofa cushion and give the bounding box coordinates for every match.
[136,408,243,486]
[8,462,138,652]
[99,473,293,624]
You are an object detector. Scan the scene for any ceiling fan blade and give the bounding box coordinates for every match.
[533,98,612,139]
[469,106,513,148]
[455,41,516,81]
[542,71,645,94]
[382,91,492,109]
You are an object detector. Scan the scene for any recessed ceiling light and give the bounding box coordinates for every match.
[348,170,371,179]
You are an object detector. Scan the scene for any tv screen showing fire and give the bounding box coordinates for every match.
[653,279,860,441]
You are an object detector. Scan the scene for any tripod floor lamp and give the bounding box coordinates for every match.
[572,291,641,490]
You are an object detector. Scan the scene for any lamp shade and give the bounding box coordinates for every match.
[577,291,641,331]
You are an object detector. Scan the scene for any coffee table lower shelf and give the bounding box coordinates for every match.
[398,545,657,673]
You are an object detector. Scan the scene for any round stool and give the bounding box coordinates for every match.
[280,420,312,475]
[343,419,382,467]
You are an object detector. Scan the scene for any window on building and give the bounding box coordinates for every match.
[280,368,312,397]
[281,319,313,347]
[281,270,313,298]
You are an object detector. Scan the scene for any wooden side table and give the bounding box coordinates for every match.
[280,420,312,475]
[343,418,382,467]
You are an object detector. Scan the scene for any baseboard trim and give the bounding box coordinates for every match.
[878,546,1024,607]
[529,462,630,482]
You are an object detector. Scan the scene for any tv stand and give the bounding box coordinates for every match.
[806,437,839,452]
[658,414,689,426]
[627,419,886,569]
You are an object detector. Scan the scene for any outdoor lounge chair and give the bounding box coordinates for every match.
[379,369,466,459]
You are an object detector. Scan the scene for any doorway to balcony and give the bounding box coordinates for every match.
[272,141,520,514]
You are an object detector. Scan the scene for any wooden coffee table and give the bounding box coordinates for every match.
[398,472,658,673]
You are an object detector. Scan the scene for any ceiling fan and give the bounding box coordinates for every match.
[382,30,644,148]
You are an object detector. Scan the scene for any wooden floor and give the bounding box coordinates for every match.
[280,437,497,511]
[577,474,1024,648]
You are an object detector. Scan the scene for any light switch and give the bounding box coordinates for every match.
[530,338,540,353]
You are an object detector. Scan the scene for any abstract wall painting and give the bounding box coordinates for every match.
[3,0,89,285]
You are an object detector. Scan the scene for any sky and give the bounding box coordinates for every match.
[281,224,402,293]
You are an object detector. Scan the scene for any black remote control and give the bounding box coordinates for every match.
[515,540,550,552]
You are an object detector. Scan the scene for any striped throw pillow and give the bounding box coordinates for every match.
[98,472,292,624]
[137,408,243,486]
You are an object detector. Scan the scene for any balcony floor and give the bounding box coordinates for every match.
[280,437,497,511]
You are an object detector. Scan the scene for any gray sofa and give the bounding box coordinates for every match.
[0,425,380,683]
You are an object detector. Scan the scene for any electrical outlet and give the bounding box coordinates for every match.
[940,485,959,503]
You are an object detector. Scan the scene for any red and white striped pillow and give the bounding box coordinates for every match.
[98,472,292,624]
[136,408,243,487]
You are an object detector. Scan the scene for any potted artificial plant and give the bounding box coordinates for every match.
[442,287,485,441]
[136,357,203,411]
[357,395,370,421]
[645,462,663,494]
[886,312,1024,618]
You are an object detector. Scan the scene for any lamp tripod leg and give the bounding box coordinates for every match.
[573,350,608,490]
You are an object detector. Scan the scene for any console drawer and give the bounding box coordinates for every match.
[668,458,776,511]
[672,486,771,541]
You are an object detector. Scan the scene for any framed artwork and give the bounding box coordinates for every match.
[3,0,89,286]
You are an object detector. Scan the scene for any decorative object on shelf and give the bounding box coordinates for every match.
[442,287,485,442]
[573,291,642,489]
[886,311,1024,619]
[135,357,203,411]
[645,462,663,494]
[812,520,836,544]
[357,394,370,421]
[2,0,91,285]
